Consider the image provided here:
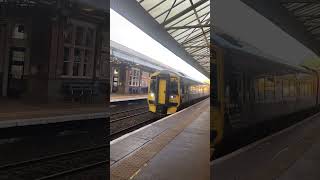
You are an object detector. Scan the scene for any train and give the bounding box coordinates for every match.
[147,70,209,114]
[211,32,320,154]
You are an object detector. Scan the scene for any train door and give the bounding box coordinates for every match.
[158,78,166,105]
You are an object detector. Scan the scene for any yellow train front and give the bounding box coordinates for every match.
[148,70,209,115]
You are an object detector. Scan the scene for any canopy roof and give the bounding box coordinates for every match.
[137,0,210,73]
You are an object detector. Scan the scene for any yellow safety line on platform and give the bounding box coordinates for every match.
[110,99,209,180]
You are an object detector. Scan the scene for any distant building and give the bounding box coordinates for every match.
[0,0,108,103]
[110,40,176,94]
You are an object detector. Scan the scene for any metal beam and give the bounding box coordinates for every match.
[189,0,209,47]
[192,54,210,57]
[184,45,208,48]
[111,0,209,77]
[162,0,208,26]
[241,0,320,56]
[166,24,210,30]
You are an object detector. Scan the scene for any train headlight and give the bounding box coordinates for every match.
[150,93,155,99]
[170,95,176,99]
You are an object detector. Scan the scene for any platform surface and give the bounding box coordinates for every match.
[0,102,108,128]
[0,94,148,128]
[110,94,147,102]
[212,112,320,180]
[110,98,210,180]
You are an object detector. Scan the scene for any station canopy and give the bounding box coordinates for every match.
[136,0,210,73]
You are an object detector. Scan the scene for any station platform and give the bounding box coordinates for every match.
[0,94,147,129]
[110,98,210,180]
[110,94,147,102]
[212,112,320,180]
[0,101,108,129]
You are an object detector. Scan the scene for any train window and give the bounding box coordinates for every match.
[289,80,295,97]
[306,81,312,96]
[255,78,264,102]
[12,24,26,39]
[283,80,289,97]
[170,79,178,95]
[275,78,282,101]
[181,81,185,94]
[265,77,275,102]
[149,79,156,93]
[299,81,304,97]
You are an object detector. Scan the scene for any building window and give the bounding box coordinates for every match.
[129,68,140,87]
[62,19,95,77]
[10,50,25,79]
[99,32,108,78]
[99,52,108,77]
[140,71,149,87]
[12,24,26,39]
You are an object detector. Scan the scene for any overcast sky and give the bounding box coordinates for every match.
[213,0,318,65]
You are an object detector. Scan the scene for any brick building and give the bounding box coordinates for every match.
[0,0,108,103]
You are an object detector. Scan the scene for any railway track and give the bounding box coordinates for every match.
[110,105,149,121]
[110,105,161,140]
[0,145,107,180]
[110,97,208,140]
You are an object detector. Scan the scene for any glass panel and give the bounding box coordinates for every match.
[283,80,289,97]
[12,24,26,39]
[73,48,82,76]
[12,50,25,62]
[74,48,82,63]
[265,77,275,101]
[258,78,264,101]
[83,64,87,76]
[170,78,178,95]
[167,1,193,20]
[64,47,70,61]
[11,65,23,79]
[85,50,91,63]
[63,62,70,75]
[275,78,282,100]
[73,63,80,76]
[150,78,156,93]
[289,80,295,96]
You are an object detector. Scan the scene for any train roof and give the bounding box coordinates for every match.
[212,30,310,74]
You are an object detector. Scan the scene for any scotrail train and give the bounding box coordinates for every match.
[211,32,320,157]
[147,70,209,115]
